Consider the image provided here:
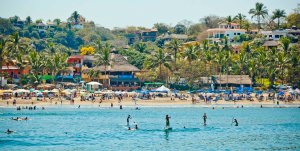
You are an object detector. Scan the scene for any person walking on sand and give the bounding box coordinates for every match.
[203,113,207,126]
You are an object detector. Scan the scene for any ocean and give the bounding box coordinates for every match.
[1,106,300,151]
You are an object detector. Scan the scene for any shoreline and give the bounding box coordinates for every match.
[1,96,300,109]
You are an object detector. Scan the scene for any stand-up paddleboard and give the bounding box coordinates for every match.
[164,126,172,131]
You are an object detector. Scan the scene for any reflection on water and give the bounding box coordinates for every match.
[0,107,299,150]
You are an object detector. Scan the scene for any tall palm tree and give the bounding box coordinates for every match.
[6,32,28,57]
[234,13,246,28]
[223,51,232,88]
[27,50,44,85]
[249,2,268,30]
[272,9,286,29]
[53,18,61,26]
[25,16,32,25]
[135,42,147,53]
[72,11,80,24]
[279,37,290,52]
[225,16,233,28]
[236,51,248,86]
[203,50,214,85]
[166,39,182,66]
[95,44,111,88]
[145,48,171,81]
[0,38,5,88]
[214,51,225,88]
[276,51,290,85]
[182,44,198,65]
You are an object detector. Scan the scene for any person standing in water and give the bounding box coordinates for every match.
[165,115,171,128]
[233,118,238,126]
[203,113,207,126]
[127,115,131,126]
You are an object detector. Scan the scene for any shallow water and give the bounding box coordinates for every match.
[0,106,300,151]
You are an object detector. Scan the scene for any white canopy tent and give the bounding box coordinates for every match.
[86,81,102,92]
[155,85,171,93]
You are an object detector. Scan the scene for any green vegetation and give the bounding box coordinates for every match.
[0,3,300,89]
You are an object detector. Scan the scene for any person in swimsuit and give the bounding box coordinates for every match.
[203,113,207,126]
[165,115,171,128]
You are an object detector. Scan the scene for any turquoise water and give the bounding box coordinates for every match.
[0,106,300,151]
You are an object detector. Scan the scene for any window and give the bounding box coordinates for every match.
[227,34,229,36]
[237,33,240,35]
[234,33,236,35]
[269,35,272,38]
[275,35,280,38]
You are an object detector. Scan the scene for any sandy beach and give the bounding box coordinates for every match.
[2,95,300,108]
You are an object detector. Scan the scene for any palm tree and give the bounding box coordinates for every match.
[27,50,44,85]
[203,50,214,85]
[95,44,111,88]
[223,51,232,88]
[214,51,225,88]
[71,11,80,24]
[0,38,5,87]
[166,39,182,66]
[276,51,290,85]
[234,13,246,28]
[249,2,268,30]
[182,44,198,65]
[272,9,286,29]
[25,16,32,25]
[145,48,171,81]
[225,16,233,28]
[53,18,61,26]
[279,37,290,52]
[135,42,147,53]
[6,32,28,57]
[236,51,248,86]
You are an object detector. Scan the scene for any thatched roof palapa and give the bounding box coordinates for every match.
[200,75,252,85]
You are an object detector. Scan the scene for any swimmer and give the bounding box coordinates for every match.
[6,129,14,134]
[78,105,80,108]
[128,127,131,130]
[111,103,113,108]
[134,122,138,130]
[120,105,123,109]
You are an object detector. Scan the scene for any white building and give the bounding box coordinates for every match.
[260,30,287,41]
[207,23,246,42]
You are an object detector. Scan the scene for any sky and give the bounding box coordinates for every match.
[0,0,298,29]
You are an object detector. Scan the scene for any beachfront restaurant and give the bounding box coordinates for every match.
[81,53,141,91]
[199,75,252,88]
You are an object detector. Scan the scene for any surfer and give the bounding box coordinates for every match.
[127,115,131,126]
[203,113,207,126]
[165,115,171,128]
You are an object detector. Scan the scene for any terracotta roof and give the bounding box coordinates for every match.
[200,75,252,85]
